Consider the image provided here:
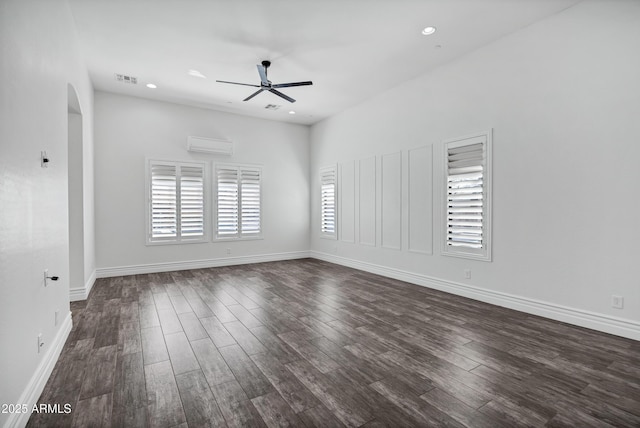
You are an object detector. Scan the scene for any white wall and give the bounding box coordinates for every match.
[94,92,310,274]
[0,0,94,426]
[310,0,640,339]
[68,81,97,301]
[82,90,97,298]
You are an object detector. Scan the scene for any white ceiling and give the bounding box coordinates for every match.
[68,0,581,125]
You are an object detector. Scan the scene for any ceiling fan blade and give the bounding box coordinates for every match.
[216,80,261,88]
[271,81,313,88]
[243,88,265,102]
[257,64,269,85]
[269,88,296,103]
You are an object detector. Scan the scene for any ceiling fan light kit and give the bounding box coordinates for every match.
[216,60,313,103]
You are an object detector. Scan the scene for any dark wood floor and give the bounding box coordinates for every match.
[27,258,640,427]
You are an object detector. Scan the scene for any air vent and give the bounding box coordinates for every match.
[264,104,281,110]
[115,74,138,84]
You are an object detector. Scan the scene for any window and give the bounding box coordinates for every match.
[320,166,337,238]
[147,160,206,244]
[215,164,262,240]
[443,131,492,261]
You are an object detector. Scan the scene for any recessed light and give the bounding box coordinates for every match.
[289,111,296,115]
[146,83,157,89]
[422,26,437,36]
[188,69,207,79]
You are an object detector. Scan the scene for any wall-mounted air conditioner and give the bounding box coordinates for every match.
[186,136,233,156]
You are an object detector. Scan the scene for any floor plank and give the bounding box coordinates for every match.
[145,360,186,428]
[297,404,346,428]
[250,390,303,427]
[118,320,142,355]
[200,316,237,348]
[164,331,200,375]
[285,358,373,427]
[71,393,112,428]
[139,303,160,329]
[224,320,268,356]
[251,352,320,413]
[278,330,341,374]
[219,344,275,399]
[79,344,117,399]
[177,311,208,342]
[112,351,146,414]
[140,326,169,365]
[191,338,236,386]
[175,369,227,427]
[210,380,267,428]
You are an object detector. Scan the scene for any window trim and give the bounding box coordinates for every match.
[213,163,263,241]
[442,130,492,261]
[320,165,338,240]
[145,159,209,246]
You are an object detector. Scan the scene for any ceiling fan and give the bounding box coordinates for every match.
[216,60,312,103]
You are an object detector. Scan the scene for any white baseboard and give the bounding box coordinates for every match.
[69,269,96,301]
[96,251,310,278]
[310,251,640,341]
[4,311,72,428]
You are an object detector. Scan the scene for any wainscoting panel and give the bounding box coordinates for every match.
[408,145,433,254]
[381,152,401,250]
[358,157,376,246]
[339,161,355,243]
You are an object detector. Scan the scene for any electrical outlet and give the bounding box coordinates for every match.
[226,248,231,255]
[464,269,471,279]
[37,334,44,353]
[611,295,624,309]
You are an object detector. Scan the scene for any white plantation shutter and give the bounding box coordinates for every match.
[151,164,177,238]
[148,160,206,243]
[320,166,337,237]
[216,167,239,236]
[215,164,261,239]
[180,166,205,237]
[241,169,261,235]
[444,133,492,260]
[447,142,484,248]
